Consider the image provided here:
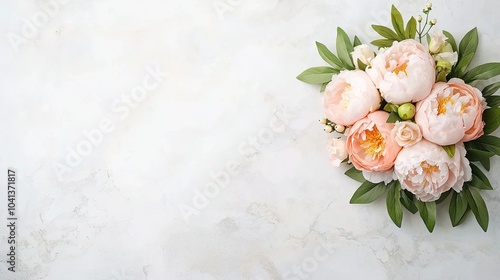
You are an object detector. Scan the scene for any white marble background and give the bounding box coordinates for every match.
[1,0,500,279]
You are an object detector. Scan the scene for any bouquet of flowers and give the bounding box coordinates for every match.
[297,3,500,232]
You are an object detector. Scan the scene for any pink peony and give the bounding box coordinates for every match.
[394,140,471,202]
[366,39,435,104]
[346,111,402,172]
[415,78,486,146]
[323,70,381,126]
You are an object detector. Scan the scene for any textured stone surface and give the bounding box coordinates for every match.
[1,0,499,279]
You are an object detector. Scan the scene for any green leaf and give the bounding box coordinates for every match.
[449,191,469,227]
[320,82,328,93]
[316,41,345,69]
[386,111,402,123]
[372,25,399,40]
[475,135,500,155]
[400,189,418,214]
[353,36,362,47]
[463,63,500,83]
[390,5,405,39]
[470,163,493,190]
[485,96,500,107]
[344,166,365,183]
[371,39,395,48]
[458,27,478,63]
[296,67,339,84]
[483,108,500,134]
[442,145,455,158]
[455,207,471,226]
[350,181,386,204]
[464,186,489,232]
[443,30,458,52]
[386,181,403,227]
[454,53,475,78]
[467,174,494,190]
[479,157,491,171]
[405,17,417,39]
[383,103,399,113]
[482,82,500,97]
[356,59,367,71]
[336,27,355,69]
[465,148,495,162]
[414,199,437,233]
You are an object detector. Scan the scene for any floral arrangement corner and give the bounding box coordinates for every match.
[297,3,500,232]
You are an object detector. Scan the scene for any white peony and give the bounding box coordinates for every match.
[394,140,471,202]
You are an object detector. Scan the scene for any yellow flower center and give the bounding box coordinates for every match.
[437,96,454,115]
[393,62,408,76]
[420,161,439,174]
[341,85,353,109]
[360,125,385,159]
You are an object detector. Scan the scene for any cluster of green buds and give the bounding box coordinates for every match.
[319,118,345,133]
[416,2,437,43]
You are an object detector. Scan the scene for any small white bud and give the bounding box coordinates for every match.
[426,2,432,9]
[334,124,345,133]
[324,125,333,133]
[416,15,422,22]
[319,118,327,124]
[430,18,437,25]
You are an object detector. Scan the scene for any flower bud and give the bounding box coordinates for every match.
[324,125,333,133]
[430,18,437,25]
[398,103,416,120]
[416,15,423,22]
[426,2,432,9]
[351,44,375,69]
[319,118,328,124]
[334,124,345,133]
[429,30,447,54]
[441,42,453,53]
[437,59,452,73]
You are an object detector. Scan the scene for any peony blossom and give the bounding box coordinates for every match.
[346,111,402,172]
[391,121,422,147]
[415,78,486,146]
[394,140,472,202]
[351,44,375,68]
[323,70,381,126]
[327,138,348,167]
[366,39,435,104]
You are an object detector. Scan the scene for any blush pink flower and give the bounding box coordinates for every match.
[346,111,402,172]
[394,140,471,202]
[391,121,422,147]
[366,39,435,104]
[327,138,348,167]
[415,78,486,146]
[323,70,381,126]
